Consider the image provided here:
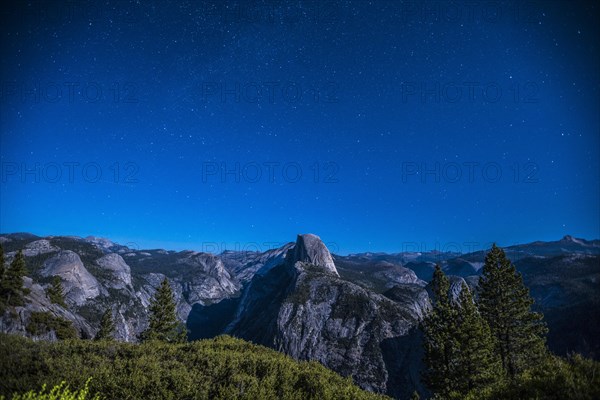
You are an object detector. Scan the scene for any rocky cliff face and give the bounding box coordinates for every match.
[22,239,60,257]
[41,251,102,306]
[95,253,132,289]
[220,242,293,283]
[285,234,339,276]
[274,263,423,395]
[175,252,239,303]
[202,234,430,398]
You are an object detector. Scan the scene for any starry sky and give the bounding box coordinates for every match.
[0,0,598,254]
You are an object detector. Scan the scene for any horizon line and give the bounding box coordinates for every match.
[1,231,598,257]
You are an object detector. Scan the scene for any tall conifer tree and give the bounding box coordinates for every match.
[95,309,115,341]
[0,244,5,312]
[421,265,459,397]
[140,278,186,343]
[0,244,5,282]
[478,244,547,378]
[46,276,66,307]
[3,250,29,306]
[453,282,501,395]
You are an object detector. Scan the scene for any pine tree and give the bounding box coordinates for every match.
[3,250,29,307]
[46,276,66,307]
[0,244,5,282]
[421,265,459,397]
[452,282,501,396]
[140,278,186,343]
[0,244,5,312]
[95,309,115,340]
[478,244,547,378]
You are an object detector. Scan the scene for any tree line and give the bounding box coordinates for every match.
[419,244,598,399]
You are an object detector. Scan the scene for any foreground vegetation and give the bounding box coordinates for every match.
[0,333,387,400]
[8,380,99,400]
[464,353,600,400]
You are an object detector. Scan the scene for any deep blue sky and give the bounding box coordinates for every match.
[1,0,599,254]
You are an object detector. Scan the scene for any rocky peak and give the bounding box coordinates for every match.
[84,236,116,250]
[41,250,101,305]
[222,242,295,282]
[175,252,240,302]
[22,239,59,257]
[96,253,133,289]
[560,235,592,244]
[286,234,339,276]
[177,252,230,277]
[448,275,468,301]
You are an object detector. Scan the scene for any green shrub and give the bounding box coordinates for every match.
[25,312,77,340]
[10,379,100,400]
[463,353,600,400]
[0,333,388,400]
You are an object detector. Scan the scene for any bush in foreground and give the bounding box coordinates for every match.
[462,353,600,400]
[0,333,388,400]
[8,380,99,400]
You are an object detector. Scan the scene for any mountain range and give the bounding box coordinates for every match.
[0,232,598,398]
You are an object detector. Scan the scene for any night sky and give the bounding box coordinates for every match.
[1,1,599,254]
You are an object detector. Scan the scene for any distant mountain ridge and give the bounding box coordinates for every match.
[2,232,597,260]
